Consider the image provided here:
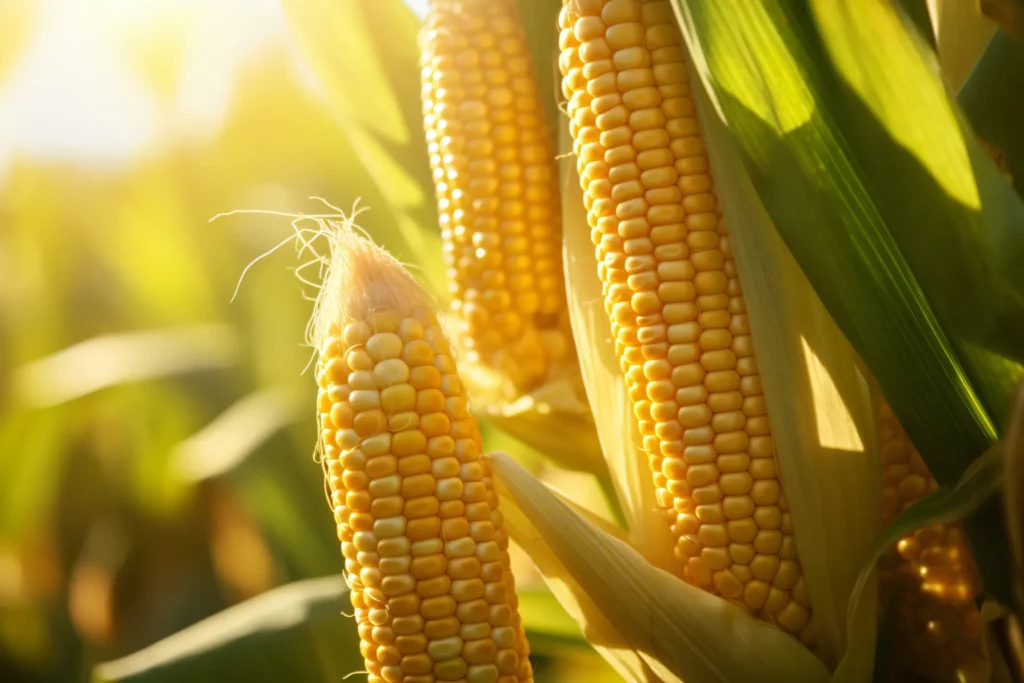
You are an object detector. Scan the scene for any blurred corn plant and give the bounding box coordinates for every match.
[0,2,613,683]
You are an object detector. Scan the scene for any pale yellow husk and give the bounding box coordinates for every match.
[460,364,606,476]
[490,451,831,683]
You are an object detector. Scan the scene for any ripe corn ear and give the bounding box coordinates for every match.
[314,227,533,683]
[878,402,984,682]
[420,0,577,396]
[558,0,815,647]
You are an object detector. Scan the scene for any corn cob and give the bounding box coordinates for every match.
[558,0,815,646]
[420,0,575,395]
[878,403,983,682]
[315,229,533,683]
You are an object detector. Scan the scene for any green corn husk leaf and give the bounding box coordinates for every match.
[490,452,831,683]
[840,441,1005,680]
[93,575,595,683]
[559,116,675,569]
[670,0,1022,605]
[672,0,1024,482]
[693,67,880,674]
[959,29,1024,197]
[278,0,445,295]
[869,601,900,683]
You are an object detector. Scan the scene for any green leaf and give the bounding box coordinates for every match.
[10,325,239,407]
[0,410,70,540]
[673,0,1024,610]
[174,386,304,482]
[670,0,1024,490]
[93,575,594,683]
[839,442,1004,680]
[869,600,899,683]
[92,576,361,683]
[234,462,338,580]
[279,0,446,296]
[959,29,1024,198]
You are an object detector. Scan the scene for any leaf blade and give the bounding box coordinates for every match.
[94,574,595,683]
[279,0,446,295]
[669,0,1024,489]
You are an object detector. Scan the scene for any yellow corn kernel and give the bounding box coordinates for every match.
[877,402,983,682]
[560,0,815,648]
[421,0,576,394]
[315,230,533,683]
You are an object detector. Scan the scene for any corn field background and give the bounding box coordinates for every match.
[2,0,1024,682]
[0,1,615,681]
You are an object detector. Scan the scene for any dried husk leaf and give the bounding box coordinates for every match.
[490,452,831,683]
[460,363,606,476]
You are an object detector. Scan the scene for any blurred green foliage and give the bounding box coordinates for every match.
[0,5,615,682]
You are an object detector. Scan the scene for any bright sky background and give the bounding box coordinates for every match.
[0,0,429,172]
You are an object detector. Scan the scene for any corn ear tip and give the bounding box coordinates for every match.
[309,206,437,350]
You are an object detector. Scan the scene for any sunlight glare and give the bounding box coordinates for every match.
[801,335,866,452]
[0,0,289,171]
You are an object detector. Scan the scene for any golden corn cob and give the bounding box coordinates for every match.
[315,229,533,683]
[420,0,576,395]
[558,0,815,646]
[878,403,983,682]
